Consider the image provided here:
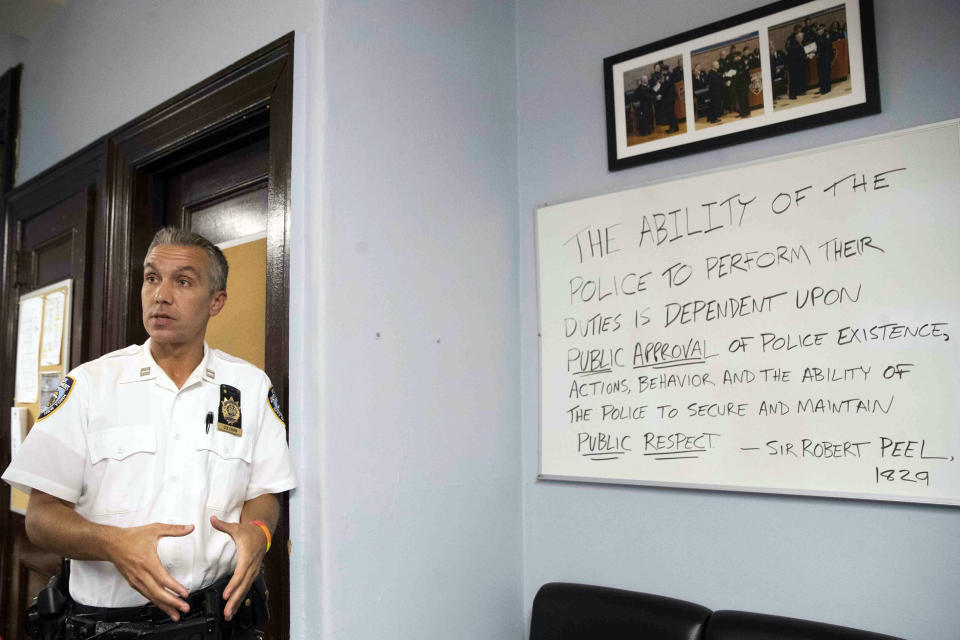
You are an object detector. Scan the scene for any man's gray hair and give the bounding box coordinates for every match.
[146,227,229,292]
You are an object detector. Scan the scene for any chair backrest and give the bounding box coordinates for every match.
[530,582,711,640]
[704,610,905,640]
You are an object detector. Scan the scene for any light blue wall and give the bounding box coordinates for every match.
[0,32,24,77]
[516,2,960,639]
[313,1,523,638]
[9,1,524,639]
[11,0,322,184]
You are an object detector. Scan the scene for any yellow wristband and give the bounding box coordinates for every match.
[250,520,272,552]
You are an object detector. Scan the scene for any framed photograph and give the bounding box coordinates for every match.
[604,0,879,170]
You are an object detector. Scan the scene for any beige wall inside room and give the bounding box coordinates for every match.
[206,238,267,370]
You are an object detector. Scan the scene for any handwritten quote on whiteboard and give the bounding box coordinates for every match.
[536,121,960,505]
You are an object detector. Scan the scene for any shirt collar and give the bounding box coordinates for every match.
[120,339,218,387]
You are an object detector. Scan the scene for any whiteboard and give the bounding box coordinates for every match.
[536,120,960,506]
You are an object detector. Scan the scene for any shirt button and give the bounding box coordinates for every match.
[173,434,181,441]
[116,447,124,454]
[170,476,178,483]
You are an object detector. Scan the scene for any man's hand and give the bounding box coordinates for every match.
[106,523,195,621]
[210,516,269,621]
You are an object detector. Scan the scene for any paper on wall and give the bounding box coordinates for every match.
[40,291,66,366]
[14,297,43,403]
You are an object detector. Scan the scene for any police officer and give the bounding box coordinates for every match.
[814,24,835,95]
[693,64,706,91]
[706,59,725,123]
[786,29,809,99]
[3,227,296,637]
[732,50,751,118]
[624,82,636,137]
[657,63,680,134]
[637,76,656,136]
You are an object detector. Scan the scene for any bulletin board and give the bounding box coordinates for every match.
[11,279,72,513]
[535,120,960,506]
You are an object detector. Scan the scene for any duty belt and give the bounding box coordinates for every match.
[72,574,231,623]
[27,573,269,640]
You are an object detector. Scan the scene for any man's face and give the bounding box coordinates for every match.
[141,244,226,346]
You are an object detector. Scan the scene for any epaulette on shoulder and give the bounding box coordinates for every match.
[70,344,139,379]
[97,344,142,360]
[211,348,255,368]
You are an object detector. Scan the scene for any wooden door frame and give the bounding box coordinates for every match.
[103,33,293,368]
[1,64,23,194]
[104,32,294,637]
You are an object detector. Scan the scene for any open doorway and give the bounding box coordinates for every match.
[0,33,295,640]
[110,39,294,640]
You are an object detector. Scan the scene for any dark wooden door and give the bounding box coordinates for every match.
[0,64,22,193]
[0,143,107,640]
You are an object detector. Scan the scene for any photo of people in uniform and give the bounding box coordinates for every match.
[769,5,850,111]
[690,33,762,131]
[622,55,685,146]
[607,0,875,169]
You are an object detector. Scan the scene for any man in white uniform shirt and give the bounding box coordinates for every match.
[3,228,295,637]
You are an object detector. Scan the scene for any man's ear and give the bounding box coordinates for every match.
[209,290,227,317]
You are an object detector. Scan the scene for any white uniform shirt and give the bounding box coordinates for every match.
[2,340,296,607]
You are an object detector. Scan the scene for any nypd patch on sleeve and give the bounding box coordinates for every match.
[38,376,76,421]
[268,386,286,424]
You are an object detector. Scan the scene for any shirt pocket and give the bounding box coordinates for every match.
[87,425,157,516]
[196,430,254,513]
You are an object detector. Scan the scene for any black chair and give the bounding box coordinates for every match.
[704,610,905,640]
[530,582,711,640]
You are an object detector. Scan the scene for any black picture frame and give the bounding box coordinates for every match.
[604,0,879,171]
